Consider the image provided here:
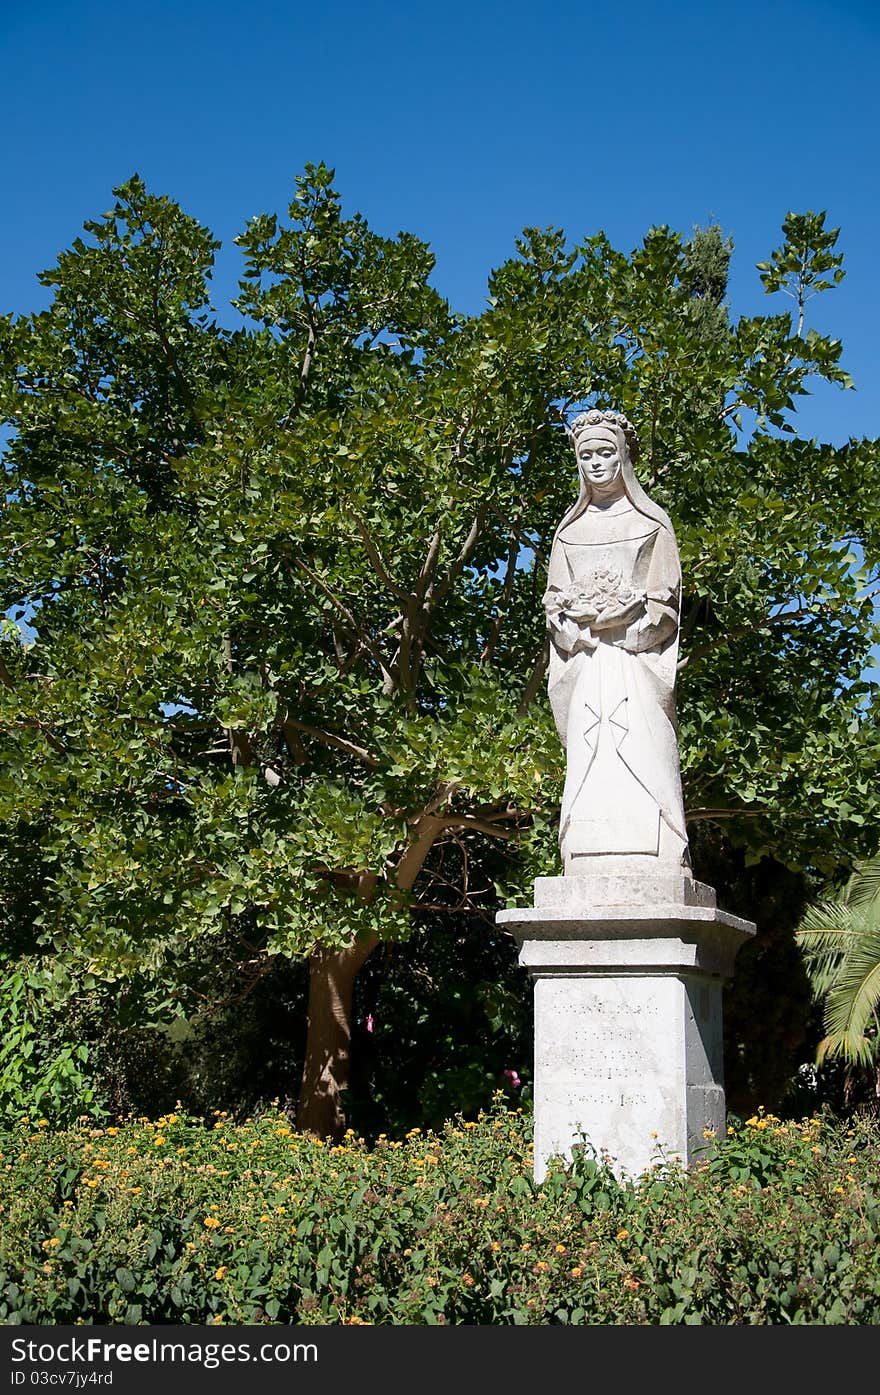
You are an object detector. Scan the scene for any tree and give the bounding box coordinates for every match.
[2,168,878,1134]
[796,854,880,1101]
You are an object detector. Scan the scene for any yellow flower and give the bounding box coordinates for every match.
[535,1261,549,1273]
[127,1187,142,1195]
[570,1266,583,1278]
[203,1216,221,1228]
[623,1276,641,1291]
[464,1122,477,1130]
[259,1215,271,1223]
[848,1156,858,1164]
[462,1273,475,1287]
[214,1266,228,1280]
[106,1127,119,1136]
[491,1241,501,1252]
[48,1238,61,1247]
[153,1136,166,1147]
[555,1243,567,1254]
[616,1229,629,1241]
[37,1120,49,1128]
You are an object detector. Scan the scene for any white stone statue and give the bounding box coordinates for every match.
[544,409,690,876]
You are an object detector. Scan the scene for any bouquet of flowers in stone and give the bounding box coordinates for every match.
[545,566,645,627]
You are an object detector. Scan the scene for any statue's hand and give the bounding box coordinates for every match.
[564,598,600,623]
[591,593,645,631]
[549,614,580,653]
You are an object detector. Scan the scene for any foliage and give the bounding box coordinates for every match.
[797,854,880,1081]
[0,965,100,1124]
[1,170,879,1121]
[1,1101,880,1324]
[687,830,817,1115]
[348,892,532,1138]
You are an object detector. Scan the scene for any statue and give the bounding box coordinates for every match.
[543,409,690,876]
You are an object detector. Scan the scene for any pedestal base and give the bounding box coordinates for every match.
[496,876,755,1182]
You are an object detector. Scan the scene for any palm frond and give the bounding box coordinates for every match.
[797,867,880,1069]
[846,854,880,910]
[822,931,880,1050]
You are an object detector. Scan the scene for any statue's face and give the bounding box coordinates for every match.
[575,427,623,489]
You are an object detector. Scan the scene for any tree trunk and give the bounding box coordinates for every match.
[295,815,444,1138]
[296,934,379,1139]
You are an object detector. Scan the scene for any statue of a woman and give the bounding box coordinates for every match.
[544,409,690,876]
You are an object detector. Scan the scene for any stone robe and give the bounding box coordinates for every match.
[545,502,688,873]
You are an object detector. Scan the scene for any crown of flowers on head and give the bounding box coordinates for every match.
[567,408,640,463]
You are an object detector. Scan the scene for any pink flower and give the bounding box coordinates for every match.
[503,1069,521,1090]
[365,1014,374,1034]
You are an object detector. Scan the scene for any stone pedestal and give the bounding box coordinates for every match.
[497,874,755,1182]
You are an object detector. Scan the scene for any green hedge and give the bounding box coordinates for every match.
[1,1100,879,1324]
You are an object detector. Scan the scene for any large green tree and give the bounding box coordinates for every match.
[2,170,878,1133]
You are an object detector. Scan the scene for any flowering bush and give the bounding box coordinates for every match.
[1,1100,878,1324]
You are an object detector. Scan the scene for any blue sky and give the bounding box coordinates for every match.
[2,0,877,449]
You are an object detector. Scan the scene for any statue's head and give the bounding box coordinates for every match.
[556,406,672,538]
[566,409,640,501]
[567,409,640,465]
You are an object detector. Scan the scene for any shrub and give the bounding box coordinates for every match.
[1,1100,878,1324]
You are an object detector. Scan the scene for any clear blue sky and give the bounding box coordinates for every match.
[2,0,878,450]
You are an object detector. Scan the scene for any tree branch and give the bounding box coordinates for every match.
[517,635,550,716]
[352,514,408,600]
[279,714,381,770]
[481,525,522,663]
[679,603,818,668]
[432,500,490,605]
[294,557,396,690]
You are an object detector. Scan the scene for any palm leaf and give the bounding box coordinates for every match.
[846,854,880,910]
[820,928,880,1064]
[796,871,880,1070]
